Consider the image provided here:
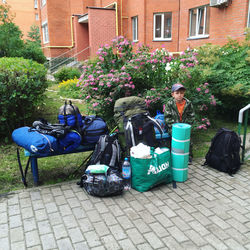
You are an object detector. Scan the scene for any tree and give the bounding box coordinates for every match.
[27,24,41,45]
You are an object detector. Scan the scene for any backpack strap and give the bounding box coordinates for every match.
[17,148,30,187]
[63,100,68,126]
[69,100,81,132]
[146,115,164,136]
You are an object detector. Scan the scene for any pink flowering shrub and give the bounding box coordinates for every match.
[78,37,219,128]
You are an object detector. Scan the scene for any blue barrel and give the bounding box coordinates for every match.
[171,123,191,182]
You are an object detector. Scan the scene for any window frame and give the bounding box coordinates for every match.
[189,5,209,39]
[153,12,172,41]
[41,0,46,7]
[35,13,39,21]
[34,0,38,9]
[42,21,49,44]
[247,0,250,28]
[132,16,138,42]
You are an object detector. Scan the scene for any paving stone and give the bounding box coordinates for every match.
[25,230,40,248]
[67,197,81,208]
[21,206,34,219]
[23,218,37,232]
[78,217,94,233]
[93,221,110,237]
[31,200,44,211]
[149,221,169,238]
[45,202,58,214]
[109,224,127,241]
[37,220,52,235]
[204,234,228,250]
[73,241,89,250]
[84,231,101,248]
[68,228,85,244]
[167,225,189,243]
[137,242,154,250]
[126,227,145,245]
[101,235,120,250]
[118,238,135,249]
[9,214,22,229]
[63,215,78,229]
[11,241,26,250]
[143,231,164,249]
[53,224,68,240]
[8,204,20,216]
[48,212,63,226]
[0,223,9,237]
[57,237,74,250]
[40,233,57,250]
[116,215,134,230]
[0,237,10,250]
[34,209,48,221]
[10,226,24,242]
[224,238,246,250]
[133,218,151,234]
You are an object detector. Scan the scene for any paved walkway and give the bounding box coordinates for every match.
[0,159,250,250]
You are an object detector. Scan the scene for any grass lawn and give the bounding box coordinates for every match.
[0,83,249,194]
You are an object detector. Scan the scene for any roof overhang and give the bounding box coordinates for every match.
[78,14,88,23]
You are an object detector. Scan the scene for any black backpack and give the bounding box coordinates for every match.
[204,128,241,175]
[88,133,121,171]
[30,119,71,138]
[113,96,163,155]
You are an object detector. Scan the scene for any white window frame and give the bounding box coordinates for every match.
[42,21,49,44]
[34,0,38,9]
[189,6,209,38]
[35,13,39,21]
[41,0,46,7]
[153,12,172,41]
[247,1,250,28]
[132,16,138,42]
[2,0,6,3]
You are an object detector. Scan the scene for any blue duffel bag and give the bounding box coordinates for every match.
[12,126,58,156]
[58,130,82,153]
[81,116,109,144]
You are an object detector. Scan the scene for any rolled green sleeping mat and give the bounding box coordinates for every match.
[171,123,191,182]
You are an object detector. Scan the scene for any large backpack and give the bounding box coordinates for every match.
[58,100,83,131]
[114,96,163,155]
[88,134,121,171]
[204,128,241,175]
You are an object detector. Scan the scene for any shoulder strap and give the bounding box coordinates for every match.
[69,100,81,132]
[17,148,30,187]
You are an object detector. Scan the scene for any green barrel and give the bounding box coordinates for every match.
[171,123,191,182]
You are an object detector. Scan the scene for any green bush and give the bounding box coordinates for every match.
[0,57,48,138]
[197,39,250,116]
[54,66,81,82]
[21,41,47,64]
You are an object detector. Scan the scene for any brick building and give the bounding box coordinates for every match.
[38,0,250,60]
[2,0,40,39]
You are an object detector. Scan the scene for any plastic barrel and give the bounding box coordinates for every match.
[171,123,191,182]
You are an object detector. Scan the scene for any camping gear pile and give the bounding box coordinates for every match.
[12,97,242,196]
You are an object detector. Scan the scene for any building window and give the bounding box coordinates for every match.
[35,13,39,21]
[41,0,46,7]
[189,6,210,38]
[247,1,250,27]
[153,12,172,40]
[132,16,138,42]
[34,0,38,9]
[2,0,6,3]
[42,21,49,44]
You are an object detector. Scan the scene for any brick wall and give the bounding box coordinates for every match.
[88,8,116,58]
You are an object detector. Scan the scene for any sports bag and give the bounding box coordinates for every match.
[204,128,241,175]
[58,100,83,130]
[81,115,109,144]
[88,133,121,170]
[114,96,163,155]
[78,168,124,197]
[31,119,71,139]
[130,147,172,192]
[12,126,58,156]
[58,130,82,153]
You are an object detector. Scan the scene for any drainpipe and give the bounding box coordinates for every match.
[42,15,75,49]
[121,0,123,35]
[177,0,180,52]
[104,2,119,36]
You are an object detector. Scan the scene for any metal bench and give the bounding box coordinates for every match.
[18,143,96,187]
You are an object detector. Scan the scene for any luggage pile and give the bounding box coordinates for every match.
[12,100,109,156]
